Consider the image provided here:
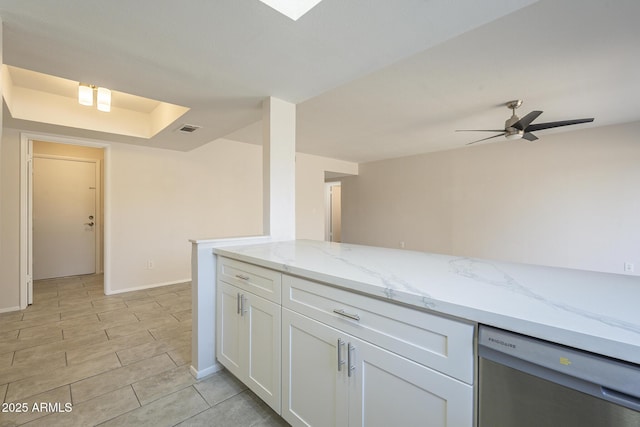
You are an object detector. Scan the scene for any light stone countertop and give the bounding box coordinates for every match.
[213,239,640,365]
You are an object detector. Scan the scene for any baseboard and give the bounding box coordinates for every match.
[0,306,22,314]
[190,362,224,380]
[105,278,191,295]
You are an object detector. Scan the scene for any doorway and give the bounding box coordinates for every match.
[20,134,108,308]
[325,182,342,242]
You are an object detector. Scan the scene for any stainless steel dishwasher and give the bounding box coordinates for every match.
[478,325,640,426]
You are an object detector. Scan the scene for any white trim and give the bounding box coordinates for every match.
[19,132,110,308]
[104,278,191,295]
[190,363,224,380]
[0,306,22,314]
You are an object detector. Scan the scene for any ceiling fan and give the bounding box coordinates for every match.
[457,100,594,145]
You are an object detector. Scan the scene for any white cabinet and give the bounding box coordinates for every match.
[216,259,282,413]
[282,275,474,427]
[215,256,476,426]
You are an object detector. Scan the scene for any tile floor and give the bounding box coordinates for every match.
[0,275,288,426]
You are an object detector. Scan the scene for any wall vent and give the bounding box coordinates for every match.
[177,124,201,133]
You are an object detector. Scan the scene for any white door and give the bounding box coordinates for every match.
[33,157,97,280]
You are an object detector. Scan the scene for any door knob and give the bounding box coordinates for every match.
[85,222,95,226]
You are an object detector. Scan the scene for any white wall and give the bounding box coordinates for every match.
[342,121,640,275]
[296,153,358,240]
[0,129,358,310]
[108,138,263,293]
[0,129,21,312]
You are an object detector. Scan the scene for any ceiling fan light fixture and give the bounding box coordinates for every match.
[78,83,94,106]
[505,129,523,140]
[97,87,111,112]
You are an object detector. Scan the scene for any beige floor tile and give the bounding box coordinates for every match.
[167,345,191,367]
[0,351,67,385]
[0,314,63,334]
[175,390,271,427]
[96,309,139,324]
[0,383,7,401]
[17,325,63,341]
[132,309,175,322]
[55,313,100,330]
[27,385,141,427]
[123,298,160,308]
[65,330,153,366]
[0,329,19,343]
[105,316,178,340]
[5,352,121,402]
[115,334,184,366]
[0,351,14,369]
[148,321,191,341]
[172,309,192,322]
[193,370,247,406]
[0,385,71,426]
[71,353,176,403]
[100,386,207,427]
[91,299,127,311]
[0,311,24,322]
[0,334,63,355]
[14,330,107,365]
[132,365,196,405]
[21,309,62,322]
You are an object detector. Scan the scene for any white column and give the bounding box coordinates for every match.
[190,96,297,379]
[263,97,296,240]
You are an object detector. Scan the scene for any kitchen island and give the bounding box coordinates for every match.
[190,238,640,426]
[214,239,640,365]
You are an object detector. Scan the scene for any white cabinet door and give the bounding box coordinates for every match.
[244,290,281,412]
[216,281,281,413]
[348,336,474,427]
[217,281,243,378]
[282,308,348,427]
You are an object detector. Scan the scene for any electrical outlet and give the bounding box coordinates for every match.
[624,262,634,273]
[399,241,405,249]
[147,260,154,269]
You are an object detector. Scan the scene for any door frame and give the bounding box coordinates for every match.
[32,154,102,281]
[20,132,110,309]
[324,181,342,242]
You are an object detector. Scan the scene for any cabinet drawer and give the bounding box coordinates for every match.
[283,274,474,384]
[217,257,282,304]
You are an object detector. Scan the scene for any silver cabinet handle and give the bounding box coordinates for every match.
[348,343,356,377]
[333,309,360,321]
[337,338,345,372]
[235,274,250,280]
[240,294,246,316]
[237,292,241,314]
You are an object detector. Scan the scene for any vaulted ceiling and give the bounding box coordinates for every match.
[1,0,639,162]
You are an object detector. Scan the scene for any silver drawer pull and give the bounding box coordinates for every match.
[235,274,250,280]
[333,309,360,321]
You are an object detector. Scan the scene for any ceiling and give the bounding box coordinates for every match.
[1,0,639,163]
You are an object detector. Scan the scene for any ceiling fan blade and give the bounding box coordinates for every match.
[456,129,505,132]
[526,118,594,132]
[466,133,505,145]
[511,111,543,131]
[523,132,538,141]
